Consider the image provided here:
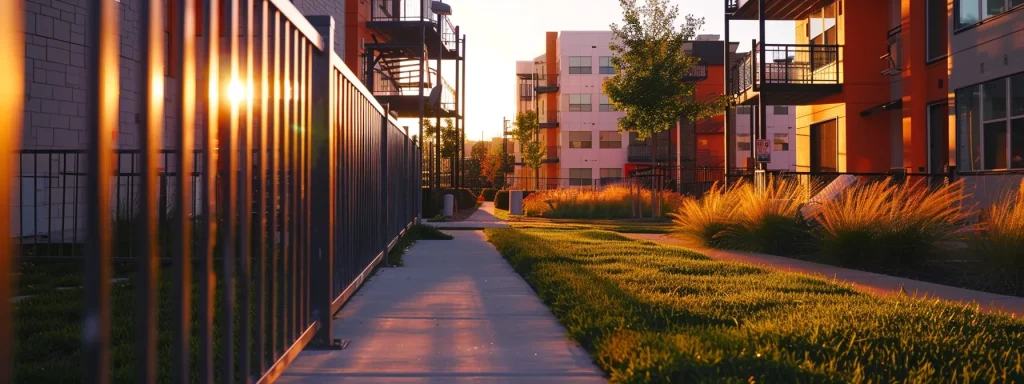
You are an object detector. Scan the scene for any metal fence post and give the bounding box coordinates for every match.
[381,106,390,257]
[307,15,335,348]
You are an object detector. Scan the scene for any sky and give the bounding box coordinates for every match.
[412,0,796,141]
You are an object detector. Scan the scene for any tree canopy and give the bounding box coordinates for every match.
[603,0,729,141]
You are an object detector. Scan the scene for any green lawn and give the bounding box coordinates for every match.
[492,207,672,234]
[485,227,1024,383]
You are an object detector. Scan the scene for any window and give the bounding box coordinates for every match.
[569,168,593,186]
[600,168,623,179]
[569,94,592,112]
[774,133,790,151]
[956,0,1024,30]
[772,106,789,115]
[956,74,1024,171]
[599,56,614,74]
[737,106,751,115]
[599,131,622,148]
[569,56,592,74]
[927,0,948,61]
[599,94,616,112]
[568,131,593,149]
[737,134,751,151]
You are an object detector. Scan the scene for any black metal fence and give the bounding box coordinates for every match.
[1,1,421,383]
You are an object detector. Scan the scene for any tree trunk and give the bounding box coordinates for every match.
[650,137,660,218]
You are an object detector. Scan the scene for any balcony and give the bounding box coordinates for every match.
[628,143,677,163]
[370,66,459,118]
[534,74,559,94]
[728,0,838,20]
[682,63,709,82]
[542,146,560,163]
[366,0,460,60]
[729,43,842,105]
[539,110,559,129]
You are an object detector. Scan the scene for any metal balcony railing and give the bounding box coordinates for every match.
[729,43,842,96]
[371,66,457,112]
[370,0,458,50]
[534,74,559,93]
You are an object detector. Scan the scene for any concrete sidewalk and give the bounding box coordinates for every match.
[428,202,509,229]
[280,231,603,383]
[622,233,1024,317]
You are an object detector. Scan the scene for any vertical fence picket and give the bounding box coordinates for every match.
[4,2,422,381]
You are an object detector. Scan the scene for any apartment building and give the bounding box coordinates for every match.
[512,32,794,190]
[725,0,1023,207]
[949,0,1024,206]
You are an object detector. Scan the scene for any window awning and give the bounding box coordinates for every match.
[860,99,903,117]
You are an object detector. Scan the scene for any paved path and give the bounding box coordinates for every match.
[428,202,509,229]
[280,231,604,383]
[622,233,1024,317]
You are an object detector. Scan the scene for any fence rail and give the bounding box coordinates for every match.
[2,1,420,383]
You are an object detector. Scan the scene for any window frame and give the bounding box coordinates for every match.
[599,131,622,148]
[568,56,593,75]
[568,168,594,186]
[955,0,1024,32]
[599,168,623,179]
[773,132,790,151]
[568,94,592,112]
[737,133,752,151]
[926,0,949,62]
[955,72,1024,172]
[599,94,616,112]
[568,131,593,149]
[599,56,614,74]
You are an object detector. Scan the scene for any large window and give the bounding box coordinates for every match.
[569,168,593,186]
[599,94,616,112]
[956,73,1024,171]
[569,56,592,74]
[927,0,948,61]
[569,94,592,111]
[599,56,614,74]
[599,131,622,148]
[568,131,593,149]
[774,133,790,151]
[600,168,623,180]
[956,0,1024,30]
[737,134,751,151]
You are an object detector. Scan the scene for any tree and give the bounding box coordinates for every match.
[481,141,510,188]
[603,0,729,217]
[510,111,544,189]
[422,118,460,185]
[466,141,489,188]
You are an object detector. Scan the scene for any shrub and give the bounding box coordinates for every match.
[809,178,971,269]
[521,185,684,219]
[723,178,813,254]
[973,180,1024,290]
[669,183,740,248]
[481,188,498,201]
